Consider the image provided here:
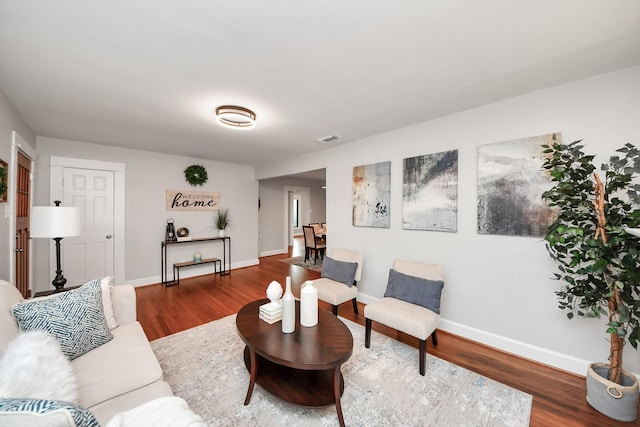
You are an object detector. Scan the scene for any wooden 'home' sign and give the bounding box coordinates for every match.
[166,190,220,211]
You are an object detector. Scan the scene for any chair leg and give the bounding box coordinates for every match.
[332,305,338,316]
[365,318,372,348]
[419,339,426,376]
[351,298,358,315]
[431,330,438,346]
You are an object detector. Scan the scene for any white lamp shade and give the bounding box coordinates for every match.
[30,206,81,238]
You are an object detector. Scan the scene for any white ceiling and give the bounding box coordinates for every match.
[1,1,639,167]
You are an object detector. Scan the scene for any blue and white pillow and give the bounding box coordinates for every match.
[11,280,113,360]
[0,398,99,427]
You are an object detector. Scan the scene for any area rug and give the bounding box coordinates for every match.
[279,255,323,273]
[151,315,532,427]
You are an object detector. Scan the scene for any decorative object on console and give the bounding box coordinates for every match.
[176,227,189,238]
[300,280,318,327]
[0,159,7,203]
[281,276,295,333]
[259,281,283,324]
[165,219,177,242]
[194,250,201,263]
[403,150,458,232]
[184,164,208,186]
[478,132,560,236]
[214,208,231,237]
[30,201,81,290]
[542,139,640,422]
[352,161,390,228]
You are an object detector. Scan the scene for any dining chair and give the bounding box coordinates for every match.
[302,225,326,264]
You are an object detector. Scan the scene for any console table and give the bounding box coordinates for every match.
[161,236,231,286]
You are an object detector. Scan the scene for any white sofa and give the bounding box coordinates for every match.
[0,279,173,425]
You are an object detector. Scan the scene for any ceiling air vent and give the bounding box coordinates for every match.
[315,134,340,144]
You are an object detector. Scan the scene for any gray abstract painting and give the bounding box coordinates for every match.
[477,133,560,236]
[352,161,391,228]
[403,150,458,232]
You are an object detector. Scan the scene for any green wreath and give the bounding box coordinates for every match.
[184,164,208,186]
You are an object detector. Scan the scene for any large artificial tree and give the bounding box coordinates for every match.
[542,139,640,385]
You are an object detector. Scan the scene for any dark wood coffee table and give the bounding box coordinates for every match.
[236,299,353,427]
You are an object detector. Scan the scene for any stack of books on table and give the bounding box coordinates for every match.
[259,301,282,324]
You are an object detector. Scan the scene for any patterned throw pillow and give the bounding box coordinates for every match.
[0,398,99,427]
[11,280,113,360]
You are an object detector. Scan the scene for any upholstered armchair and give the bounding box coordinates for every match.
[314,248,363,316]
[364,259,444,376]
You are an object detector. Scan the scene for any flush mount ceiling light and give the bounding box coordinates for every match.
[215,105,256,130]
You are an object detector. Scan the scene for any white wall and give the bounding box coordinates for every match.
[256,66,640,376]
[34,137,259,292]
[0,87,36,282]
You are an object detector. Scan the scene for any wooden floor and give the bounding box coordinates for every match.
[136,237,638,427]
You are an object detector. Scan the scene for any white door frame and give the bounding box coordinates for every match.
[49,156,126,285]
[7,131,35,286]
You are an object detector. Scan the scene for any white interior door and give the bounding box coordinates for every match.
[63,167,115,285]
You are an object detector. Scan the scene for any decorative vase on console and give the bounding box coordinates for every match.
[300,280,318,327]
[282,276,295,333]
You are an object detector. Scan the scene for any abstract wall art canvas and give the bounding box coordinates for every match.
[403,150,458,232]
[352,161,391,228]
[477,133,560,236]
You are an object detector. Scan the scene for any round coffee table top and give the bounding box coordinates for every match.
[236,299,353,370]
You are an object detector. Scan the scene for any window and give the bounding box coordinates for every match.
[292,197,300,227]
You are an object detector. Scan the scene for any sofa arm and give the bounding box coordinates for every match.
[111,284,137,325]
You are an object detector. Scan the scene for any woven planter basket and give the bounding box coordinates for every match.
[586,362,639,422]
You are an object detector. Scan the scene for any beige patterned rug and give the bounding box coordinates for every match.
[151,314,532,426]
[279,256,324,273]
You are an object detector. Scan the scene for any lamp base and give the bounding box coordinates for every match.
[52,274,67,291]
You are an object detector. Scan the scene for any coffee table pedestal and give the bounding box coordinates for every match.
[243,346,345,407]
[237,299,352,427]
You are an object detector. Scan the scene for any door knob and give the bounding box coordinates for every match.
[106,235,112,239]
[15,248,23,253]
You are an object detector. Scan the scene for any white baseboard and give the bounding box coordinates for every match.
[260,248,288,257]
[124,259,260,288]
[357,291,591,378]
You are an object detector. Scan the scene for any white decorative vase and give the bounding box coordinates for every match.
[218,229,225,238]
[586,362,639,422]
[300,280,318,327]
[266,281,283,307]
[281,276,295,333]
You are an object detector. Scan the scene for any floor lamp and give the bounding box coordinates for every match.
[30,201,81,290]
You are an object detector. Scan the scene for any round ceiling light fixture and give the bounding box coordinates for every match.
[215,105,256,130]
